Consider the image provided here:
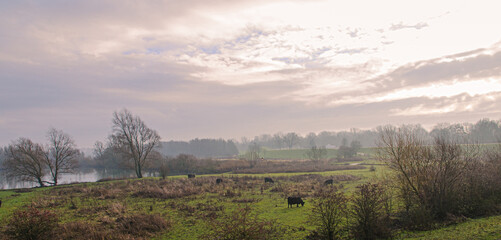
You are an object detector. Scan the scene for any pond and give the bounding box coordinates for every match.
[0,168,156,189]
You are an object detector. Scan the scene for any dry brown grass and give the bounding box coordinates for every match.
[115,213,171,238]
[53,213,171,240]
[55,221,113,240]
[267,174,361,198]
[232,160,365,174]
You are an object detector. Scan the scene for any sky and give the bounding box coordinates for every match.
[1,0,500,148]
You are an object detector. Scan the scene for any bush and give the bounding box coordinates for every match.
[54,221,111,240]
[350,183,392,239]
[4,207,58,240]
[203,206,281,240]
[398,204,435,231]
[377,126,501,224]
[309,188,348,240]
[115,213,171,237]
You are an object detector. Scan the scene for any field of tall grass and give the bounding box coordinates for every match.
[1,150,500,239]
[0,166,376,239]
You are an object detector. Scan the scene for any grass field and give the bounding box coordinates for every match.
[0,152,500,239]
[252,147,377,160]
[399,215,501,240]
[0,166,377,239]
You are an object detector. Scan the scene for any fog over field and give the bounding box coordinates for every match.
[1,0,500,147]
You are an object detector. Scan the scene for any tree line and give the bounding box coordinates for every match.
[157,139,238,158]
[237,118,501,151]
[2,109,501,189]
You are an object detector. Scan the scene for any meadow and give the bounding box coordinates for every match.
[0,148,500,239]
[250,147,376,161]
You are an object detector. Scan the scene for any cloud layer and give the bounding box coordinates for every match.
[1,0,500,147]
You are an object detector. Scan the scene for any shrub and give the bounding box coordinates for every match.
[397,204,434,231]
[54,221,111,240]
[4,207,58,240]
[376,125,496,225]
[350,183,392,239]
[203,206,281,240]
[309,189,348,240]
[115,213,171,237]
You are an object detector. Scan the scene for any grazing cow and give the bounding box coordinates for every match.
[264,177,274,183]
[216,178,223,184]
[188,174,195,178]
[324,179,333,185]
[287,197,305,208]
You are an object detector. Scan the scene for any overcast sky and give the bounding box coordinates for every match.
[1,0,500,148]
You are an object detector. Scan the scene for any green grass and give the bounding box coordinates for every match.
[258,147,377,160]
[0,188,42,220]
[1,163,500,239]
[399,215,501,240]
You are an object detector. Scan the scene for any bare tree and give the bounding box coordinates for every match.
[43,128,80,186]
[377,125,480,223]
[284,132,299,149]
[110,109,161,178]
[245,141,262,168]
[93,141,105,159]
[272,133,285,149]
[3,138,46,187]
[305,145,327,162]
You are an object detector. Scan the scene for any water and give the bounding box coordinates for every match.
[0,168,154,190]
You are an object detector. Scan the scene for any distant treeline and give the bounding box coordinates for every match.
[236,118,501,151]
[157,138,239,158]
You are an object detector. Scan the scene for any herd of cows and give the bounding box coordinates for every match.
[185,174,335,208]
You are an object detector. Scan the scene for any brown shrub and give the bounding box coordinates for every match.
[4,207,58,240]
[106,202,127,217]
[232,198,261,203]
[350,183,392,239]
[202,206,282,240]
[309,189,348,240]
[54,221,112,240]
[131,179,201,199]
[30,196,66,209]
[115,213,171,238]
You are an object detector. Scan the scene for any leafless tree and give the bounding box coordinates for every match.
[377,124,480,222]
[306,145,327,162]
[272,132,285,149]
[110,109,161,178]
[245,141,262,168]
[3,138,47,187]
[43,128,80,186]
[284,132,300,149]
[93,141,105,159]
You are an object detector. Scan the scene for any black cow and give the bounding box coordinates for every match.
[216,178,223,184]
[0,199,2,208]
[287,197,305,208]
[324,179,333,185]
[188,174,195,178]
[264,177,274,183]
